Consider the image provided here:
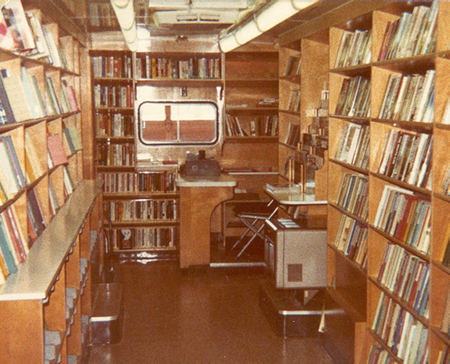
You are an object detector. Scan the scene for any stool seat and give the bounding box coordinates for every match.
[231,200,278,260]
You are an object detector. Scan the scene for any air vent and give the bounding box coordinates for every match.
[199,13,220,22]
[153,10,238,29]
[176,14,198,22]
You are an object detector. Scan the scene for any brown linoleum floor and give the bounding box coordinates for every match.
[87,261,334,364]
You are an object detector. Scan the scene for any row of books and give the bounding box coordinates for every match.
[106,199,178,222]
[1,0,69,69]
[372,292,429,362]
[91,54,133,79]
[96,143,135,167]
[26,135,47,184]
[98,171,178,193]
[374,185,431,255]
[0,205,28,285]
[47,130,80,170]
[378,71,435,123]
[284,122,300,147]
[437,346,450,364]
[334,122,370,170]
[135,56,221,80]
[334,28,372,69]
[377,130,432,189]
[0,67,78,125]
[442,231,450,268]
[88,2,119,29]
[282,55,301,78]
[441,287,450,339]
[0,127,80,204]
[336,173,369,220]
[378,0,438,61]
[95,112,134,137]
[282,155,301,184]
[0,135,26,201]
[366,345,394,364]
[27,188,47,246]
[225,115,278,137]
[333,214,368,269]
[286,89,301,113]
[62,126,83,156]
[377,242,429,317]
[62,164,75,199]
[112,227,177,250]
[48,179,60,218]
[93,84,134,109]
[442,169,450,196]
[334,76,370,118]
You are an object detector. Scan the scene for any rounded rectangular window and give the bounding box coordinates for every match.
[138,101,219,145]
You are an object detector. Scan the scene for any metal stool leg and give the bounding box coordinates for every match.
[231,217,260,251]
[235,205,279,260]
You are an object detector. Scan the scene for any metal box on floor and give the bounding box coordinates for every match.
[264,218,327,289]
[90,283,124,345]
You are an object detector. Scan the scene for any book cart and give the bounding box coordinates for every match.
[279,1,450,362]
[0,1,103,363]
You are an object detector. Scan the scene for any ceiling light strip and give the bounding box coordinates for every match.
[219,0,316,53]
[110,0,138,51]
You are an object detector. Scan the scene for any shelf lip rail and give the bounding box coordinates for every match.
[0,180,103,301]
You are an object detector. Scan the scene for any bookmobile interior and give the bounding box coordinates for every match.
[0,0,449,363]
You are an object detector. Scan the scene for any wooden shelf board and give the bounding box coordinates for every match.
[0,180,102,301]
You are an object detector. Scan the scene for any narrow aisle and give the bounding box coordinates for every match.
[88,262,333,364]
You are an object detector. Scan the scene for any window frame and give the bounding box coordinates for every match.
[137,100,220,146]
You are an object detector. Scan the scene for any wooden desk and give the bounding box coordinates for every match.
[176,175,236,269]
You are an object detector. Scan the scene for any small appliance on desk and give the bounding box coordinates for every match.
[180,150,221,176]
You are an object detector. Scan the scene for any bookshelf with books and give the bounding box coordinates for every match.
[293,1,450,362]
[278,33,329,218]
[91,49,185,261]
[99,167,180,262]
[220,47,279,242]
[0,0,95,362]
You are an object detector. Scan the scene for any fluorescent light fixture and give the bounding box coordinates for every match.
[110,0,138,52]
[219,0,316,53]
[235,19,261,45]
[292,0,316,10]
[255,0,297,32]
[219,32,239,53]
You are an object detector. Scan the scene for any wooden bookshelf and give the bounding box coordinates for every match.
[278,31,329,216]
[0,2,97,362]
[220,46,279,242]
[282,1,450,362]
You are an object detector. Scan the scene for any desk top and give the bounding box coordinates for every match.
[264,186,327,206]
[176,174,237,187]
